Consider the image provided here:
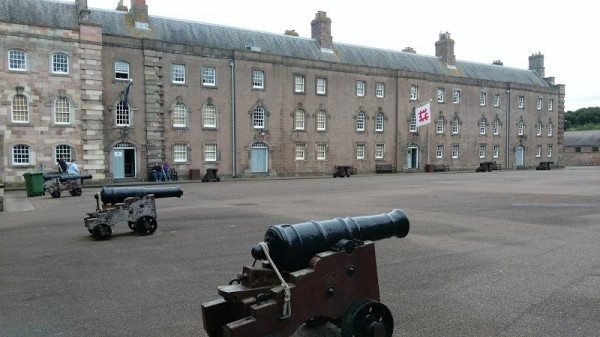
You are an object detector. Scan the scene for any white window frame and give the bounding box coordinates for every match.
[55,144,73,163]
[493,93,500,107]
[116,101,131,126]
[410,114,417,133]
[518,96,525,108]
[547,145,553,158]
[204,143,217,162]
[202,66,216,86]
[173,144,188,163]
[518,120,525,136]
[479,144,486,159]
[548,99,554,111]
[115,60,130,80]
[172,102,187,128]
[316,77,327,95]
[294,75,305,93]
[375,144,384,159]
[12,144,31,165]
[480,91,486,106]
[316,110,326,131]
[536,121,542,136]
[375,82,384,98]
[375,113,384,132]
[536,145,542,158]
[493,145,499,158]
[9,49,27,71]
[317,144,327,160]
[452,89,461,104]
[451,117,460,135]
[493,119,500,135]
[171,64,186,84]
[537,97,543,110]
[12,94,29,123]
[54,97,71,125]
[436,144,443,159]
[410,85,418,101]
[356,80,365,97]
[295,143,305,160]
[252,70,264,89]
[547,123,553,137]
[52,53,69,74]
[479,120,486,135]
[294,110,305,130]
[203,104,217,128]
[437,88,445,103]
[436,117,444,134]
[253,106,265,129]
[452,144,459,159]
[356,112,365,131]
[356,143,365,159]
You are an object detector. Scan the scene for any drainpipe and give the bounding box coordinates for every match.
[229,59,236,178]
[505,86,511,169]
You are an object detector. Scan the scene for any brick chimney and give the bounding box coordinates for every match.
[76,0,90,22]
[116,0,128,11]
[402,47,416,54]
[130,0,148,24]
[528,52,545,78]
[435,31,455,66]
[311,11,333,50]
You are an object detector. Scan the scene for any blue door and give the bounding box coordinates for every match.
[113,149,125,179]
[251,143,268,173]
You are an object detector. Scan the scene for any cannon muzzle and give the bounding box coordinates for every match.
[251,209,409,271]
[43,173,93,182]
[99,186,183,204]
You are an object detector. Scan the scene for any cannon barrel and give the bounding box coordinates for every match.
[251,209,409,271]
[43,173,93,182]
[99,186,183,204]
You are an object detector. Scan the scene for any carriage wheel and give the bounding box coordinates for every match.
[51,191,61,198]
[135,216,157,235]
[340,298,393,337]
[93,224,112,240]
[73,188,82,196]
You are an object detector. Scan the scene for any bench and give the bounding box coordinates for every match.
[433,164,449,172]
[375,164,396,174]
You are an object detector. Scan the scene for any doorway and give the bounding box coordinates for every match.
[515,145,525,167]
[112,142,136,178]
[250,142,269,173]
[406,145,419,169]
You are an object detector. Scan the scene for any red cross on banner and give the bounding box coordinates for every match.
[415,102,431,128]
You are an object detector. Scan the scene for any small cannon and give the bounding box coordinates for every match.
[202,209,409,337]
[84,186,183,240]
[43,173,93,198]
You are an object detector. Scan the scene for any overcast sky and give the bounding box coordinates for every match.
[87,0,597,112]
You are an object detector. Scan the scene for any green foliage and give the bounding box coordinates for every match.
[564,107,600,130]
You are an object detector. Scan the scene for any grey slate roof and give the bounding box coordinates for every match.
[0,0,550,88]
[564,131,600,147]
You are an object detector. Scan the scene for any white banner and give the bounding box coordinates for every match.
[415,102,431,128]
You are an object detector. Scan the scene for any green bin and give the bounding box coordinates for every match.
[23,172,45,197]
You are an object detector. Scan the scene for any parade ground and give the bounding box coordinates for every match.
[1,167,599,336]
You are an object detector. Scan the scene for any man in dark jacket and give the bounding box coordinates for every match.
[151,162,163,182]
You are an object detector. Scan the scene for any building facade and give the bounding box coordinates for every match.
[0,0,565,184]
[563,131,600,166]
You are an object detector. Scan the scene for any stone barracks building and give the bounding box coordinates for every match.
[0,0,565,183]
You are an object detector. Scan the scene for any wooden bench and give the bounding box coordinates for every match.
[433,164,449,172]
[375,164,396,174]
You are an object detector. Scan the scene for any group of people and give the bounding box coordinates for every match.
[57,156,80,175]
[151,162,173,182]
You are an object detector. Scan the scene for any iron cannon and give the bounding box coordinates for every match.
[43,173,93,198]
[84,186,183,240]
[202,209,410,337]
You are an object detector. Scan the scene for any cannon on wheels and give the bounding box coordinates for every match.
[83,186,183,240]
[201,209,410,337]
[43,173,92,198]
[201,168,220,182]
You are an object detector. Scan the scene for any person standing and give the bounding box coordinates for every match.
[57,156,68,173]
[162,161,172,181]
[151,162,163,182]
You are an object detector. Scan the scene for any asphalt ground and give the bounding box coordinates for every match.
[1,167,599,337]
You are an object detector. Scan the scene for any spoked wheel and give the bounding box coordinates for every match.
[51,191,61,198]
[340,298,393,337]
[70,188,82,196]
[128,221,136,231]
[93,224,112,240]
[135,216,157,235]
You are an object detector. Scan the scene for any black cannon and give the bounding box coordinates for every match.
[202,209,410,337]
[84,186,183,240]
[43,173,93,198]
[201,168,220,182]
[99,186,184,205]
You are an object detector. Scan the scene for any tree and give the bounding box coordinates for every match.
[564,107,600,131]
